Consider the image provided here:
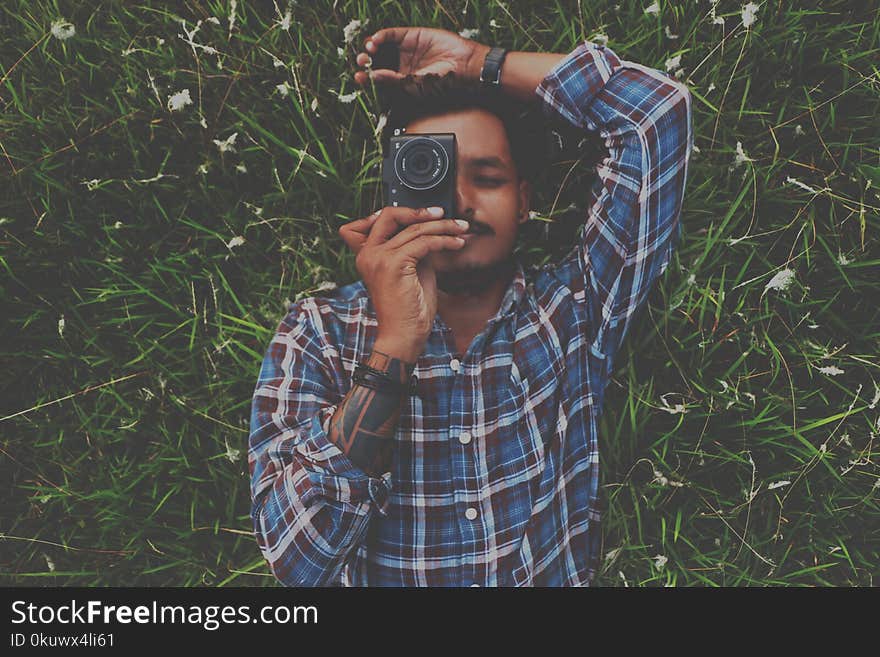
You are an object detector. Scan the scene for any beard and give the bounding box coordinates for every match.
[435,252,515,298]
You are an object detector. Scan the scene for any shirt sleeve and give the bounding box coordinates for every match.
[248,305,393,587]
[536,40,693,379]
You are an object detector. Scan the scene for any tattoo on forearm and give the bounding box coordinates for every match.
[326,348,414,478]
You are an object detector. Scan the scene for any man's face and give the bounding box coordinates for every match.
[404,108,531,283]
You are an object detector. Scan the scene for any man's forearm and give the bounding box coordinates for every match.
[467,44,568,103]
[326,342,415,478]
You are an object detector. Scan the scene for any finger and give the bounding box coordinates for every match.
[366,27,409,50]
[398,234,467,262]
[356,52,371,67]
[367,206,444,245]
[369,69,405,84]
[385,218,470,250]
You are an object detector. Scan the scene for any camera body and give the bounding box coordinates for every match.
[382,129,456,218]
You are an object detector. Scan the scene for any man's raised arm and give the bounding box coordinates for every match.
[490,40,693,379]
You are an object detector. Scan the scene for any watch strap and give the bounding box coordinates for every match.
[479,46,508,86]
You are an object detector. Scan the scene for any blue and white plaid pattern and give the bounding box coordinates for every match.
[249,40,693,586]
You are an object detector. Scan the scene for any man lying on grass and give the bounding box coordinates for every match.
[248,26,693,586]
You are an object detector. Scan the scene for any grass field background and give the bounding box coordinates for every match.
[2,0,878,586]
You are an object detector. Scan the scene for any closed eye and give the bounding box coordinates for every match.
[475,177,505,186]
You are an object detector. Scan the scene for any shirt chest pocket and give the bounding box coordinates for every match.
[484,361,561,490]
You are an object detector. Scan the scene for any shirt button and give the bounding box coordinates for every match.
[465,507,478,520]
[458,431,472,445]
[449,358,461,372]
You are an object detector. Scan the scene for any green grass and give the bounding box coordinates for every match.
[1,0,878,586]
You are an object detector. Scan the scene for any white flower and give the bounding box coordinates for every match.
[733,141,753,167]
[336,89,360,103]
[794,124,805,136]
[224,437,241,463]
[707,82,716,92]
[277,9,292,31]
[836,252,852,265]
[458,28,480,39]
[374,112,387,135]
[664,26,679,39]
[213,132,238,153]
[659,393,688,414]
[51,18,75,41]
[868,382,880,409]
[343,18,367,45]
[816,365,844,376]
[768,480,791,490]
[653,554,668,570]
[665,54,682,72]
[44,553,56,572]
[763,268,796,294]
[590,33,609,46]
[276,81,291,97]
[741,2,761,28]
[57,314,65,338]
[167,89,193,112]
[489,18,500,28]
[311,97,319,114]
[226,235,246,250]
[314,281,338,292]
[786,176,817,194]
[235,162,247,174]
[113,220,123,229]
[644,2,660,15]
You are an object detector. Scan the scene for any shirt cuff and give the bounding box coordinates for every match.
[534,40,622,132]
[294,402,394,516]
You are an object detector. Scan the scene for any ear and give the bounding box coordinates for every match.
[517,177,532,226]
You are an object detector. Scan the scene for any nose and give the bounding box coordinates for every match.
[454,175,475,221]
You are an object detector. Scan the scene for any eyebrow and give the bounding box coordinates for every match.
[464,156,508,171]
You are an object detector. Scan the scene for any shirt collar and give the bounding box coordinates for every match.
[491,258,528,323]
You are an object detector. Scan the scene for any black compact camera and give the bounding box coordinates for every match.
[382,128,456,218]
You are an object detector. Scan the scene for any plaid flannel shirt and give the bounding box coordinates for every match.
[249,39,693,586]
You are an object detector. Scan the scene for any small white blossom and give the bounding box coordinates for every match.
[665,54,682,72]
[741,2,761,28]
[374,113,387,135]
[785,176,817,194]
[644,2,660,15]
[763,268,796,294]
[767,480,791,490]
[113,221,123,229]
[213,132,238,153]
[336,89,361,103]
[343,18,367,45]
[794,124,805,136]
[868,382,880,409]
[278,9,292,31]
[659,393,688,414]
[733,141,753,167]
[664,26,679,39]
[590,33,609,46]
[458,28,480,39]
[311,97,319,114]
[816,365,844,376]
[314,281,338,292]
[276,81,292,97]
[224,437,241,463]
[57,314,65,338]
[226,235,246,250]
[707,82,716,92]
[653,554,668,570]
[489,18,500,28]
[235,162,247,174]
[51,18,75,41]
[167,88,193,112]
[836,252,852,265]
[44,553,56,572]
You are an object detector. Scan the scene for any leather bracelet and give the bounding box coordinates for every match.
[479,46,508,87]
[353,362,420,397]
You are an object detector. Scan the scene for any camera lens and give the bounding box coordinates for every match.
[394,137,449,190]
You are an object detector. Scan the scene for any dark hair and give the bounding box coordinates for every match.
[378,72,549,184]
